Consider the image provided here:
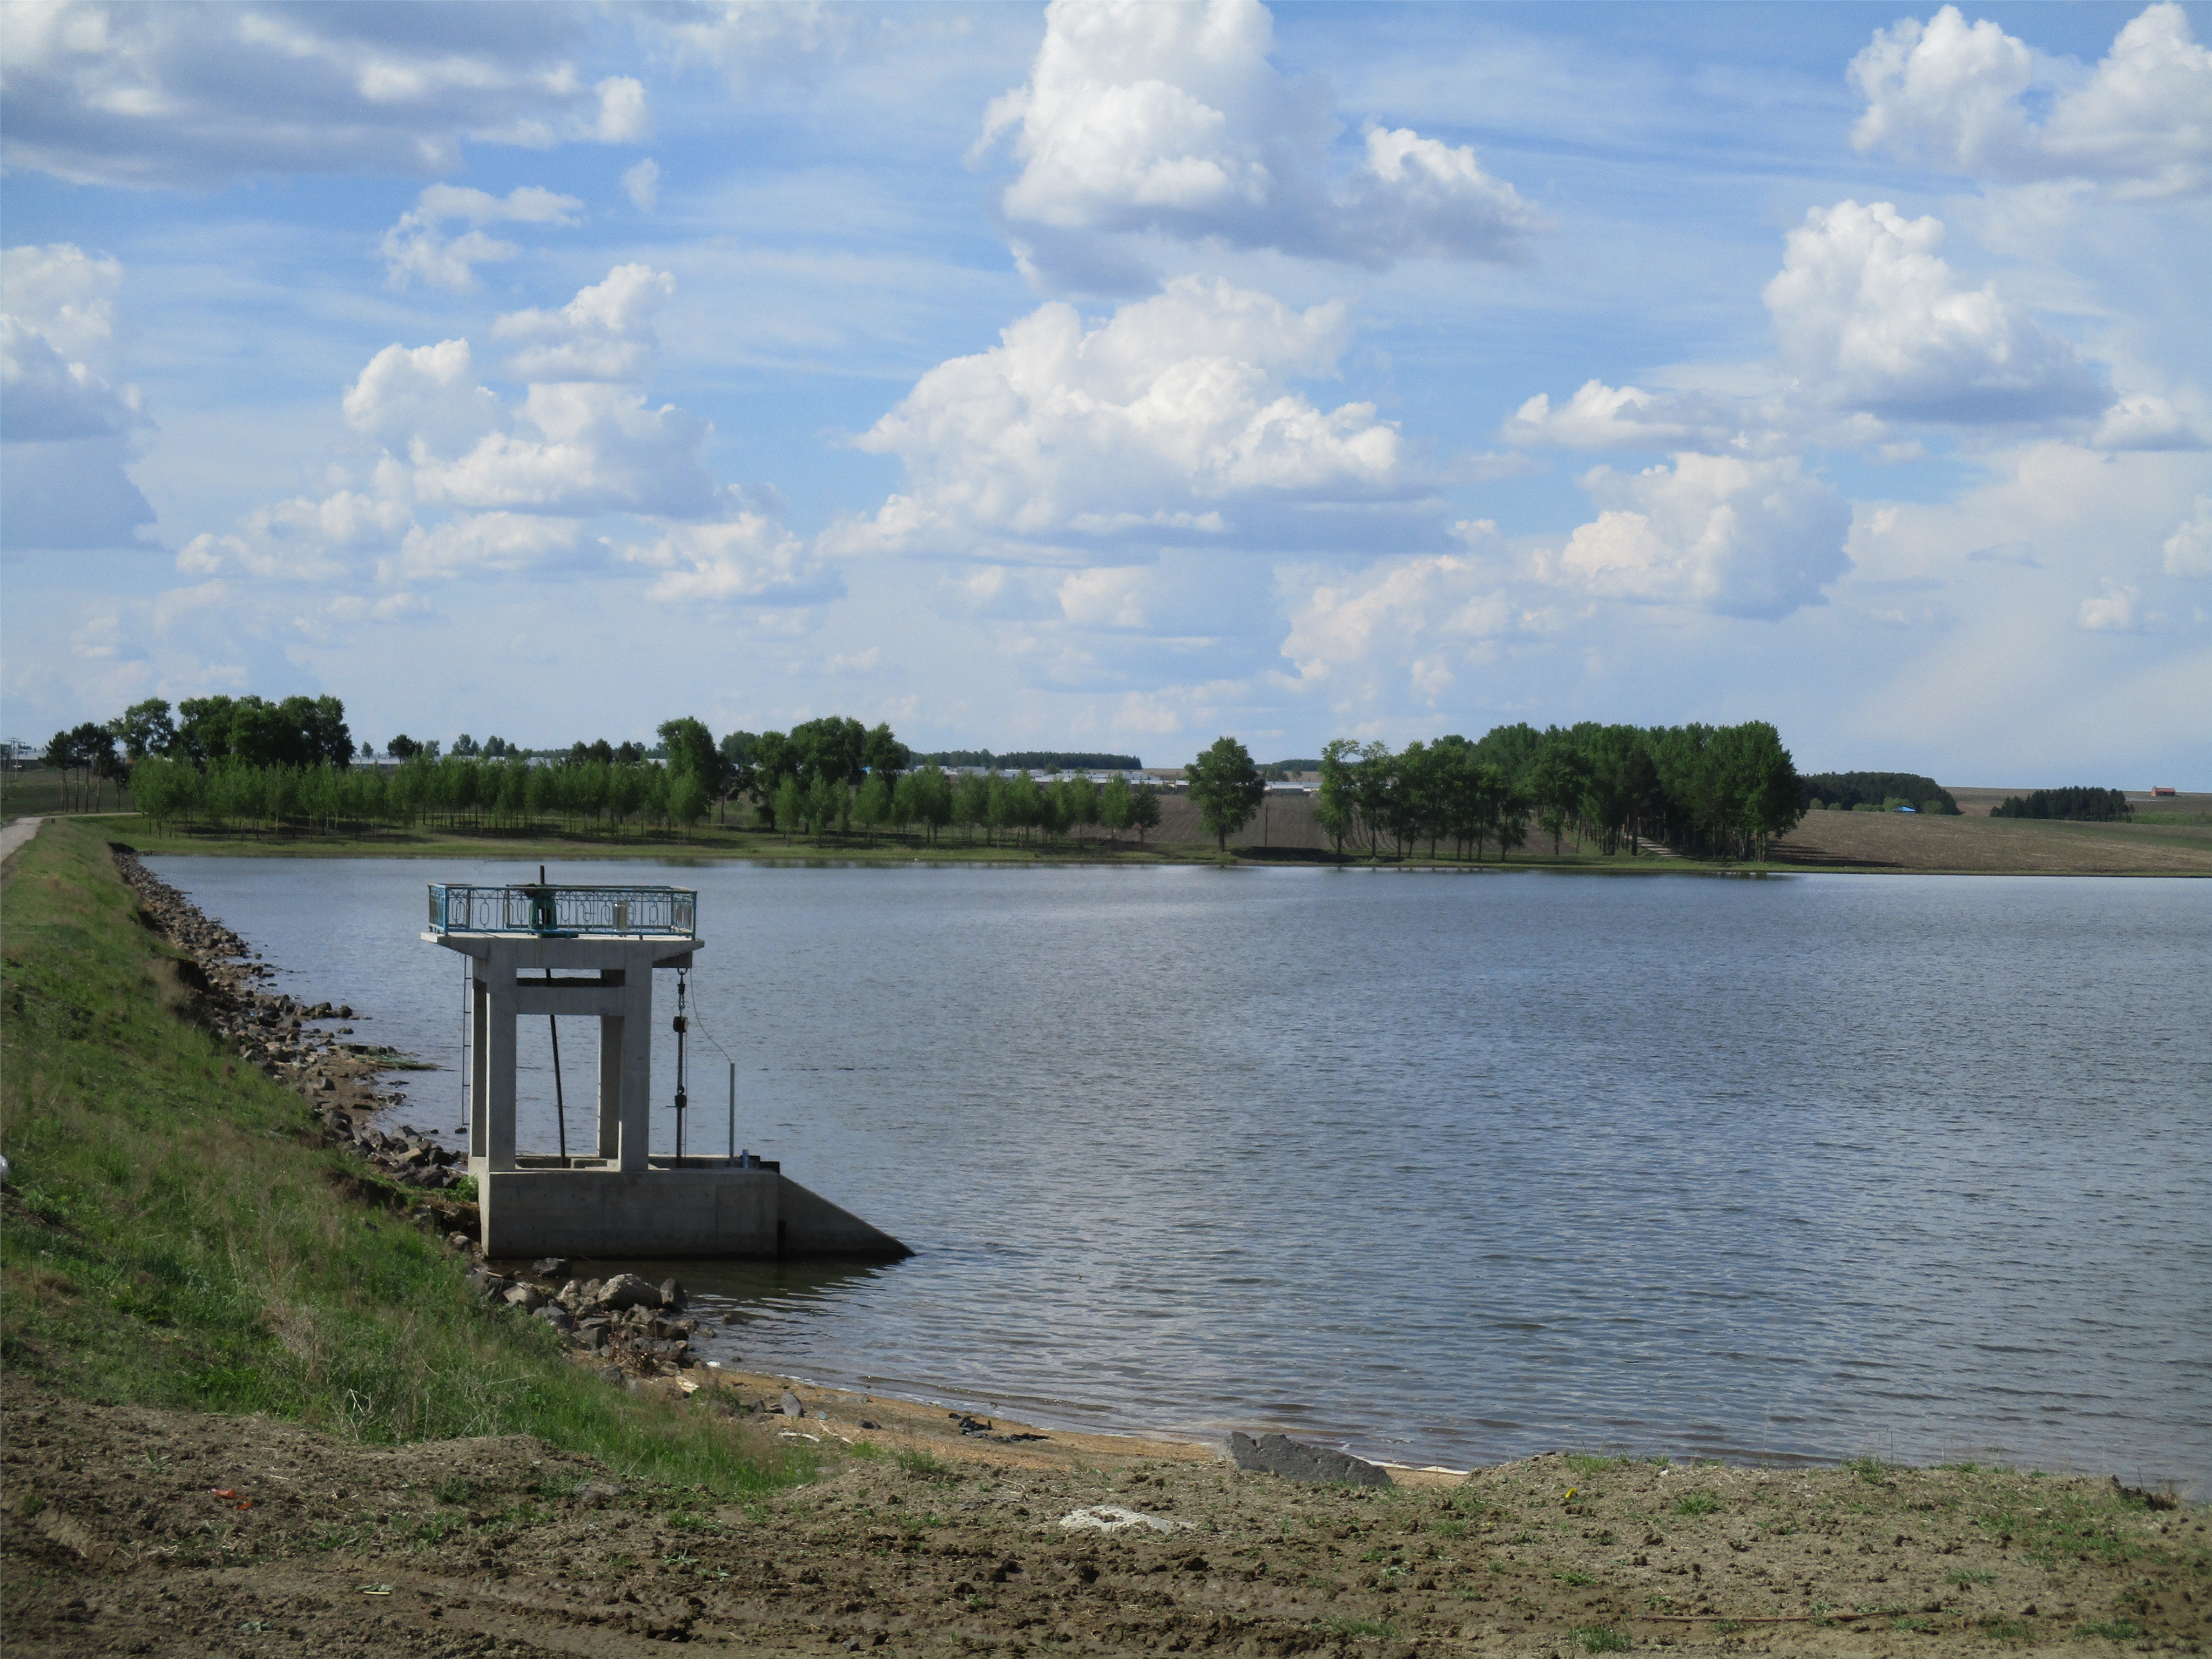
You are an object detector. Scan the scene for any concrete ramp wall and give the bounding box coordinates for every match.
[478,1167,909,1262]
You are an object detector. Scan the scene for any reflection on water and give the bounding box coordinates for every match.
[147,857,2212,1488]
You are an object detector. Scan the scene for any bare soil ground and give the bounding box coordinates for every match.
[1771,810,2212,875]
[6,1371,2205,1659]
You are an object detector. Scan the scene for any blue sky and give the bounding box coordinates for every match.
[3,1,2207,780]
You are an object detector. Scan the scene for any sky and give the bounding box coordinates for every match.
[2,1,2207,780]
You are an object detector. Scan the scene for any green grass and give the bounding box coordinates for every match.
[1671,1493,1721,1516]
[2076,1620,2143,1641]
[1566,1453,1635,1474]
[1946,1568,1997,1586]
[0,820,808,1498]
[1574,1627,1631,1653]
[1847,1456,1899,1485]
[894,1448,954,1479]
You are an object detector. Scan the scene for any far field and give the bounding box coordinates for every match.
[5,773,2208,876]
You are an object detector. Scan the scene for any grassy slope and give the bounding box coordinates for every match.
[0,819,803,1496]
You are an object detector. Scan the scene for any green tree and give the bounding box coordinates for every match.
[669,772,709,837]
[853,772,891,840]
[1315,738,1360,855]
[657,717,727,795]
[773,774,803,841]
[1186,736,1265,853]
[914,764,954,843]
[805,772,845,838]
[112,698,177,761]
[747,731,793,826]
[955,772,992,843]
[1001,771,1043,844]
[1098,775,1133,843]
[1129,782,1162,845]
[861,723,911,792]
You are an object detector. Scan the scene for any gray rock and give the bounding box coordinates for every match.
[465,1269,511,1299]
[658,1278,687,1311]
[594,1272,662,1312]
[532,1256,571,1279]
[503,1283,547,1311]
[781,1391,805,1419]
[1226,1431,1392,1488]
[535,1304,577,1332]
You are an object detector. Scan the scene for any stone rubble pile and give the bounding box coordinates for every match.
[115,849,471,1198]
[462,1265,709,1377]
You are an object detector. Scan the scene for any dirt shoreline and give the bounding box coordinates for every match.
[8,1370,2206,1658]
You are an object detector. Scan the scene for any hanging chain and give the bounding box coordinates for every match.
[672,969,690,1163]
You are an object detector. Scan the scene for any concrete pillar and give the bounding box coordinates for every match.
[484,942,519,1172]
[469,969,490,1160]
[617,963,653,1172]
[597,970,624,1162]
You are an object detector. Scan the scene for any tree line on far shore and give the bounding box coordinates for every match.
[1991,787,2132,822]
[1312,720,1805,862]
[1800,772,1959,814]
[109,701,1173,847]
[51,693,1815,865]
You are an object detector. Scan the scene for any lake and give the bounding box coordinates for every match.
[146,856,2212,1491]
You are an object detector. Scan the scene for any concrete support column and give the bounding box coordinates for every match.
[596,970,624,1162]
[484,942,520,1172]
[616,965,653,1172]
[469,968,490,1161]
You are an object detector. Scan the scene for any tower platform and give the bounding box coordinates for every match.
[425,881,907,1262]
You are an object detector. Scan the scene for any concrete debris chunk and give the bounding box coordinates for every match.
[1226,1431,1392,1487]
[1058,1506,1193,1535]
[781,1392,805,1419]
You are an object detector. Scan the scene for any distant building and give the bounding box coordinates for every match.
[2153,786,2177,797]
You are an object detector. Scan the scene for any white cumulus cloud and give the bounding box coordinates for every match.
[343,340,505,458]
[828,275,1410,562]
[1501,380,1775,454]
[1280,553,1528,698]
[979,0,1536,288]
[0,241,154,549]
[412,383,717,519]
[0,3,648,188]
[2077,582,2143,630]
[1549,453,1852,619]
[491,262,673,382]
[2092,394,2210,451]
[378,184,583,292]
[1850,3,2212,198]
[387,512,599,583]
[178,481,413,582]
[2163,495,2212,577]
[626,515,844,606]
[1764,200,2107,424]
[623,157,660,214]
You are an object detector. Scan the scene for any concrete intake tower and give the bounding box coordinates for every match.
[426,879,908,1263]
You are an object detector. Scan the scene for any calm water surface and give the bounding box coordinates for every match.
[148,858,2212,1489]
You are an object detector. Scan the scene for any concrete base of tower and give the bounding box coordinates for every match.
[470,1158,909,1260]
